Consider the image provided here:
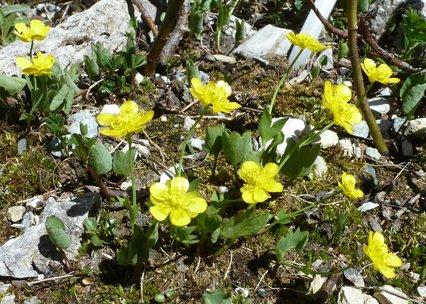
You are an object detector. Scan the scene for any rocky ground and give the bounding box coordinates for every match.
[0,0,425,303]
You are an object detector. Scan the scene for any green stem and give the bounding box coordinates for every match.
[347,0,388,154]
[177,107,208,177]
[208,238,236,263]
[211,153,219,178]
[269,48,304,114]
[29,41,34,58]
[127,134,137,234]
[281,257,369,276]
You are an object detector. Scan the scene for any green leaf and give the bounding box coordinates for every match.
[202,288,232,304]
[83,217,98,234]
[189,11,204,40]
[197,206,222,233]
[84,53,100,79]
[45,215,71,250]
[89,142,112,175]
[280,139,320,181]
[173,226,199,244]
[91,235,104,247]
[276,228,309,262]
[400,72,426,115]
[259,107,287,144]
[222,130,252,167]
[0,75,26,97]
[0,4,30,16]
[204,123,225,155]
[50,84,69,111]
[112,148,135,176]
[219,209,272,240]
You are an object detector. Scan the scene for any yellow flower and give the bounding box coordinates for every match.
[238,161,283,204]
[189,78,241,113]
[16,52,55,76]
[361,58,400,85]
[286,32,330,52]
[322,81,362,134]
[149,177,207,226]
[97,100,154,138]
[15,20,50,42]
[338,172,364,200]
[363,231,403,279]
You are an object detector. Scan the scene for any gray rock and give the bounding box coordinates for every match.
[392,116,406,134]
[377,119,393,138]
[374,285,409,304]
[21,211,35,231]
[223,15,256,40]
[353,121,369,139]
[343,267,365,287]
[358,202,380,212]
[0,295,15,304]
[368,0,406,38]
[188,137,205,151]
[401,137,414,156]
[26,198,44,210]
[307,275,326,294]
[338,286,379,304]
[0,194,98,278]
[0,0,143,76]
[23,297,42,304]
[234,25,293,61]
[7,206,26,223]
[365,147,381,160]
[405,118,426,136]
[183,116,196,131]
[365,163,378,186]
[338,139,362,158]
[67,111,99,138]
[17,138,27,155]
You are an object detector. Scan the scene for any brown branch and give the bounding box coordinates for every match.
[143,0,185,76]
[132,0,158,36]
[305,0,349,38]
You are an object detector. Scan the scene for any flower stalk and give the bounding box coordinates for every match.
[347,0,388,154]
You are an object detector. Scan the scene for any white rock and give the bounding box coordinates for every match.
[368,97,392,114]
[315,48,334,70]
[26,198,43,210]
[134,72,144,85]
[234,25,293,60]
[160,116,168,122]
[67,111,99,138]
[417,285,426,298]
[339,139,354,157]
[183,116,197,131]
[288,70,310,85]
[100,104,120,115]
[0,294,15,304]
[159,165,179,183]
[353,121,369,139]
[405,118,426,136]
[343,268,365,287]
[319,130,339,148]
[234,287,250,298]
[7,206,26,223]
[224,15,256,39]
[188,137,205,151]
[374,285,409,304]
[119,180,132,191]
[0,283,11,296]
[308,275,326,294]
[274,118,309,157]
[338,286,379,304]
[392,116,406,133]
[309,156,328,178]
[134,142,150,157]
[358,202,380,212]
[365,147,381,160]
[0,0,145,76]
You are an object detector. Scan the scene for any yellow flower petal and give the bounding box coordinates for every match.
[96,113,115,126]
[286,32,330,52]
[361,58,400,85]
[338,172,364,200]
[187,197,207,213]
[150,205,171,221]
[169,209,191,226]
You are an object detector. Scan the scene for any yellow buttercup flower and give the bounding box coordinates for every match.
[189,78,241,113]
[149,177,207,226]
[97,100,154,139]
[322,81,362,134]
[363,231,403,279]
[286,32,330,52]
[238,161,283,204]
[361,58,400,85]
[16,52,55,76]
[15,20,50,42]
[338,172,364,200]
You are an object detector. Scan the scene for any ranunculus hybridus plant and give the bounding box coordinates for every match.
[286,32,330,52]
[149,177,208,226]
[189,78,241,113]
[338,172,364,200]
[322,81,362,134]
[361,58,400,85]
[363,231,403,278]
[16,52,55,76]
[238,161,283,204]
[97,100,154,139]
[14,20,50,42]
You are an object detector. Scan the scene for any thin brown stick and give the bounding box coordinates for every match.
[132,0,158,36]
